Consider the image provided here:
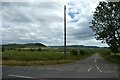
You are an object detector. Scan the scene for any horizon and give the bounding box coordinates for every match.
[2,42,108,47]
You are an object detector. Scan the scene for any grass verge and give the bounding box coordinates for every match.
[100,50,120,64]
[2,60,72,66]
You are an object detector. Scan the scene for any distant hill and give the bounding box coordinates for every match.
[2,43,47,48]
[49,45,100,49]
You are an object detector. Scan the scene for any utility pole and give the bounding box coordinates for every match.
[64,5,66,58]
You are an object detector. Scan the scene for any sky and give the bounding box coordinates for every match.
[1,0,109,47]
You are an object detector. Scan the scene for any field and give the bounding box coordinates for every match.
[2,47,99,66]
[2,46,119,66]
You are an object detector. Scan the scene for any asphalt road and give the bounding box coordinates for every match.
[2,53,119,80]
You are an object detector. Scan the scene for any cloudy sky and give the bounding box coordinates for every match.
[1,0,109,47]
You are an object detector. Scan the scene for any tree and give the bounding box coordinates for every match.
[79,49,86,55]
[37,48,42,52]
[2,46,5,52]
[90,1,120,53]
[30,48,34,52]
[70,49,78,56]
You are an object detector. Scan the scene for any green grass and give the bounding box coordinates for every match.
[100,49,120,64]
[105,55,120,63]
[2,48,97,66]
[2,50,65,61]
[2,60,72,66]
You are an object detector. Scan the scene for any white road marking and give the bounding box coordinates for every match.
[88,66,93,72]
[46,68,53,70]
[94,59,97,63]
[9,74,33,78]
[95,64,102,72]
[46,68,62,71]
[109,70,111,72]
[54,68,62,71]
[94,56,97,62]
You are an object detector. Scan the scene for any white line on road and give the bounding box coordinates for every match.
[46,68,53,70]
[94,56,97,63]
[88,66,93,72]
[8,74,33,78]
[95,64,102,72]
[54,68,62,71]
[109,70,111,72]
[94,59,97,63]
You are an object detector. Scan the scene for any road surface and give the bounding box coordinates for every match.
[2,53,119,80]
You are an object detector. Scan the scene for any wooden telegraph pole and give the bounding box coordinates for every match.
[64,5,66,58]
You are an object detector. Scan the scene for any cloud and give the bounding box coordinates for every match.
[66,1,108,47]
[2,1,108,47]
[67,2,95,39]
[2,2,64,46]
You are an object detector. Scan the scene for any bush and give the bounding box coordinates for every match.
[18,49,21,51]
[2,47,5,52]
[102,50,111,56]
[106,51,111,55]
[30,48,34,52]
[70,49,78,56]
[10,48,13,50]
[38,48,42,52]
[79,49,86,55]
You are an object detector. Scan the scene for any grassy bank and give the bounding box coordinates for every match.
[2,48,96,66]
[2,60,72,66]
[100,49,120,64]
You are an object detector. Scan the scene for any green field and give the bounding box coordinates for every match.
[2,47,119,66]
[2,48,98,66]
